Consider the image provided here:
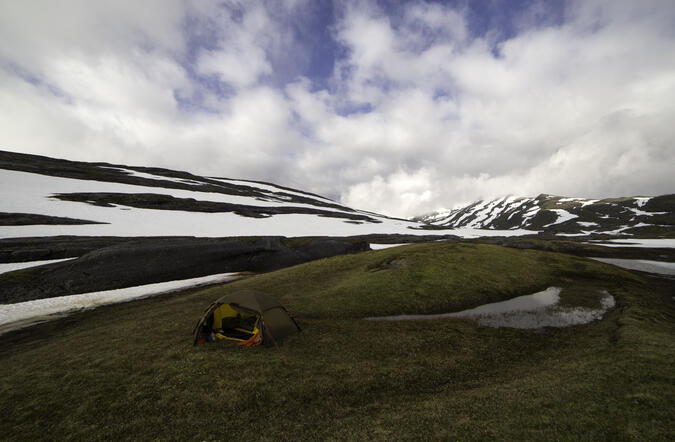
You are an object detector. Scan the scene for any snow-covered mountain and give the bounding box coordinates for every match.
[417,194,675,236]
[0,150,430,239]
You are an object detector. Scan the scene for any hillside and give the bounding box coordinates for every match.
[1,242,673,439]
[0,150,419,238]
[418,194,675,236]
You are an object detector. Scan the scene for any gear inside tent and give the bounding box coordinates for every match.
[193,290,300,347]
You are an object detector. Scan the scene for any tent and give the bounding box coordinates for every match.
[193,290,300,347]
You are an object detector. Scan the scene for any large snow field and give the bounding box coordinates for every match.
[590,258,675,276]
[0,211,535,239]
[0,272,242,335]
[1,168,350,213]
[0,169,536,239]
[367,287,616,329]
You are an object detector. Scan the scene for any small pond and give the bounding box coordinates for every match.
[366,287,616,329]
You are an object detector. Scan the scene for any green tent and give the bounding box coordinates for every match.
[193,290,300,347]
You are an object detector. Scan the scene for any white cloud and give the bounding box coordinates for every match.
[0,0,304,183]
[0,0,674,219]
[301,0,675,217]
[195,4,274,89]
[343,168,435,218]
[0,0,186,72]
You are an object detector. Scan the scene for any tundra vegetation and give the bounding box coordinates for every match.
[1,242,673,440]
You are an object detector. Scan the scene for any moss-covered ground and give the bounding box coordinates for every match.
[1,242,673,440]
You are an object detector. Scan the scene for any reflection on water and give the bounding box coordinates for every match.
[366,287,616,329]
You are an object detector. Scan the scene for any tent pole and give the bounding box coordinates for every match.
[262,319,288,365]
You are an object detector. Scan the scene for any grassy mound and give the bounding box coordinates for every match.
[201,242,633,318]
[1,242,673,440]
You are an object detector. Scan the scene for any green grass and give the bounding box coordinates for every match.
[0,266,42,284]
[202,242,632,318]
[1,242,673,440]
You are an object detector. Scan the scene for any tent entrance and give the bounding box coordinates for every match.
[210,303,262,345]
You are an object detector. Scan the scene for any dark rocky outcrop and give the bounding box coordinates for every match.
[0,237,369,304]
[0,212,105,226]
[0,236,163,263]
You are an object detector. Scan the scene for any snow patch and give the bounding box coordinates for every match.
[590,258,675,275]
[369,243,413,250]
[628,207,666,217]
[100,167,203,186]
[0,273,243,335]
[595,226,634,235]
[0,258,76,275]
[542,209,578,227]
[634,197,651,208]
[587,239,675,248]
[627,222,653,228]
[211,177,337,204]
[481,196,514,227]
[555,231,594,237]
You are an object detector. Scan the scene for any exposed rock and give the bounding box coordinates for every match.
[0,237,370,304]
[0,212,105,226]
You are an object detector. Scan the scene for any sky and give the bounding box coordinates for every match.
[1,0,674,218]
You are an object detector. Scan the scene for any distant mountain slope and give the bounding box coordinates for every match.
[0,150,431,239]
[0,149,358,213]
[417,194,675,236]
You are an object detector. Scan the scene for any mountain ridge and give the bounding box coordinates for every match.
[1,149,435,240]
[416,193,675,236]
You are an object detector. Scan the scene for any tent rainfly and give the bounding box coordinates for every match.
[193,290,300,347]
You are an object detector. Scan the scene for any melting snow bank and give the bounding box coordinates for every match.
[0,273,242,335]
[365,287,616,329]
[590,258,675,276]
[0,258,77,275]
[369,243,413,250]
[587,239,675,249]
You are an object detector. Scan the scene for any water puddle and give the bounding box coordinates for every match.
[366,287,616,329]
